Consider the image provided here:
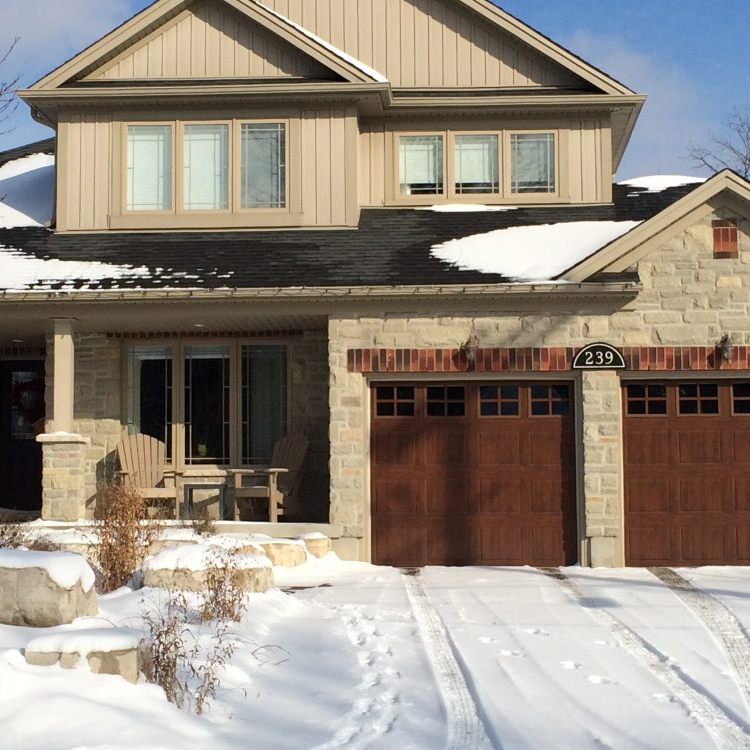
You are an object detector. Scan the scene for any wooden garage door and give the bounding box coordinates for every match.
[624,381,750,566]
[371,382,577,567]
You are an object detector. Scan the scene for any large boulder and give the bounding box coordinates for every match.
[142,544,274,593]
[0,549,97,627]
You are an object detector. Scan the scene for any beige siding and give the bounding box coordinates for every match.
[90,2,332,80]
[57,107,356,231]
[265,0,584,87]
[57,112,113,232]
[360,116,612,206]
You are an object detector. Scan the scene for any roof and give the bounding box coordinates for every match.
[0,183,699,293]
[0,138,55,169]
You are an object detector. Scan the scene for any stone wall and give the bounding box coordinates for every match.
[328,206,750,563]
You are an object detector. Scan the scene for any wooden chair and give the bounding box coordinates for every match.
[230,433,308,522]
[115,434,180,518]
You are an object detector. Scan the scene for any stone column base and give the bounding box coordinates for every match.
[37,433,91,521]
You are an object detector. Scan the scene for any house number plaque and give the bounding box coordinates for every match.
[571,343,626,370]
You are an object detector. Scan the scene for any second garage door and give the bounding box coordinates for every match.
[624,381,750,566]
[371,382,577,567]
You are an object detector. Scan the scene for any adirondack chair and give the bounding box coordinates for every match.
[115,433,180,517]
[230,433,308,522]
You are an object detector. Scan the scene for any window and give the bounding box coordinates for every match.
[375,386,415,417]
[125,342,287,467]
[183,124,229,211]
[399,135,444,195]
[733,384,750,414]
[530,384,570,416]
[678,383,719,415]
[479,385,519,416]
[426,386,465,417]
[511,133,555,194]
[126,125,172,211]
[125,121,286,214]
[625,384,667,415]
[454,135,499,194]
[241,124,286,209]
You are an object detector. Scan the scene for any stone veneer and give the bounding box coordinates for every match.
[328,207,750,564]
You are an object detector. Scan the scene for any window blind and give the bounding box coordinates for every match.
[399,135,444,195]
[455,135,499,194]
[126,126,172,211]
[183,124,229,210]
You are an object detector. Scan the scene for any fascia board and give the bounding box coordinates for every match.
[561,171,750,282]
[455,0,636,96]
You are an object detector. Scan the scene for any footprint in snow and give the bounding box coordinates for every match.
[357,652,376,667]
[478,636,496,644]
[499,649,525,658]
[522,627,550,637]
[560,661,583,670]
[594,640,618,648]
[652,693,676,704]
[588,675,616,685]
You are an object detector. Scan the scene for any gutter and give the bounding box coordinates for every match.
[0,281,641,304]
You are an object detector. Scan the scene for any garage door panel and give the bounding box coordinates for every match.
[372,381,577,567]
[477,478,522,513]
[678,431,723,464]
[625,380,750,566]
[477,430,521,465]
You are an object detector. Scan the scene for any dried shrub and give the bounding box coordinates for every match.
[0,523,60,551]
[202,549,247,623]
[95,483,158,593]
[189,503,216,537]
[142,590,238,715]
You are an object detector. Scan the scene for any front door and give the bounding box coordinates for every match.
[0,361,45,511]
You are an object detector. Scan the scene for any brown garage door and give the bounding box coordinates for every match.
[623,381,750,566]
[371,382,577,567]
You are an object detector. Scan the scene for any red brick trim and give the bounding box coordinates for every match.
[347,346,750,373]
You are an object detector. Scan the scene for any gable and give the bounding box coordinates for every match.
[261,0,601,90]
[87,1,335,81]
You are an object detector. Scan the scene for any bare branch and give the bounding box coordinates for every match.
[686,106,750,180]
[0,38,21,135]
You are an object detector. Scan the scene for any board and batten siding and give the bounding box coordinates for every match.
[89,2,332,80]
[56,108,358,231]
[262,0,583,88]
[360,116,613,206]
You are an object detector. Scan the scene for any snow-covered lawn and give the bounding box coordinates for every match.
[3,557,750,749]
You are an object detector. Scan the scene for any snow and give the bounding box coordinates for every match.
[422,204,518,213]
[431,219,641,281]
[255,1,388,83]
[4,554,750,748]
[142,544,272,571]
[0,244,152,291]
[0,153,55,228]
[26,628,143,655]
[0,548,95,592]
[619,175,706,192]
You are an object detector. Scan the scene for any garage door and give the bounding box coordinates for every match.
[623,381,750,566]
[371,382,577,567]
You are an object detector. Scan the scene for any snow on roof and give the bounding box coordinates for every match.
[422,204,518,213]
[0,152,55,228]
[0,244,151,291]
[0,548,95,592]
[254,1,388,83]
[619,175,706,193]
[430,220,641,281]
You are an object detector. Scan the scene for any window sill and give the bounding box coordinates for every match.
[109,212,306,230]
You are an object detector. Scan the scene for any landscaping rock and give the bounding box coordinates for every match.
[258,541,307,567]
[300,534,332,559]
[0,549,97,627]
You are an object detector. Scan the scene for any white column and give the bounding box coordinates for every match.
[52,318,75,433]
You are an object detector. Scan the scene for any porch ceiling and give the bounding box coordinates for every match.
[0,297,328,349]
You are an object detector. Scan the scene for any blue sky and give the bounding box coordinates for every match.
[1,0,747,179]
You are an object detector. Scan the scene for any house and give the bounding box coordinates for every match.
[1,0,749,568]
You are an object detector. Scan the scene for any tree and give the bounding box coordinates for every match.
[0,38,20,134]
[687,107,750,180]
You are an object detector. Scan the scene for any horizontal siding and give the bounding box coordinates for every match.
[264,0,582,87]
[94,3,330,79]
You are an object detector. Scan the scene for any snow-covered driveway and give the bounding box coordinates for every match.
[5,559,750,749]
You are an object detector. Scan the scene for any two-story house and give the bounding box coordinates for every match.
[1,0,750,568]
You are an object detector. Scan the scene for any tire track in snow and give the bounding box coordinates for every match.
[650,567,750,716]
[543,568,750,750]
[402,569,495,750]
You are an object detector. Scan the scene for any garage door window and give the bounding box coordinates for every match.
[678,383,719,415]
[479,385,519,416]
[530,384,570,416]
[375,386,415,417]
[733,384,750,414]
[626,384,667,415]
[426,386,465,416]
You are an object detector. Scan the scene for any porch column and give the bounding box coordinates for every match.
[580,370,624,567]
[37,319,90,521]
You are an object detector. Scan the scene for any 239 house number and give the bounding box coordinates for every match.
[571,343,626,370]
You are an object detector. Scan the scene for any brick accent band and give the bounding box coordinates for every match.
[347,346,750,374]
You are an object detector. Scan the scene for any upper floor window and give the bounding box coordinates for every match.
[127,125,172,212]
[397,130,556,201]
[511,133,555,194]
[125,120,287,213]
